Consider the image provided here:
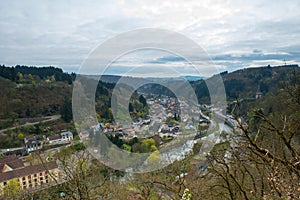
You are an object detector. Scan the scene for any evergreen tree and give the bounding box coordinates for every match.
[61,96,73,122]
[129,103,134,112]
[139,95,147,107]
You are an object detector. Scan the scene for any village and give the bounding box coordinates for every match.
[79,94,213,148]
[0,92,234,197]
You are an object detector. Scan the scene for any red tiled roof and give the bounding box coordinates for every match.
[48,134,61,141]
[0,155,19,163]
[0,161,58,183]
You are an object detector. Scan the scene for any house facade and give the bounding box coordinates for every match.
[47,132,73,144]
[0,155,60,195]
[24,135,44,153]
[60,132,73,142]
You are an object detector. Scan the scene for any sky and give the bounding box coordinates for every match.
[0,0,300,77]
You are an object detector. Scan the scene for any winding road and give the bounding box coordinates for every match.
[0,115,61,134]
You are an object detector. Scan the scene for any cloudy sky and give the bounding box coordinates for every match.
[0,0,300,77]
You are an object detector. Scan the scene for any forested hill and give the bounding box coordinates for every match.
[0,65,75,84]
[193,64,300,103]
[0,65,114,129]
[0,64,299,123]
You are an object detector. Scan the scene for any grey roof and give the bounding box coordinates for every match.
[25,135,44,146]
[60,132,73,137]
[25,139,42,146]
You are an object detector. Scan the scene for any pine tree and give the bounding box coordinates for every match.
[61,96,73,122]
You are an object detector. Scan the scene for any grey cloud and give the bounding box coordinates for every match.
[0,0,300,75]
[213,52,295,61]
[148,56,186,64]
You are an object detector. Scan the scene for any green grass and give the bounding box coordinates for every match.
[182,129,196,135]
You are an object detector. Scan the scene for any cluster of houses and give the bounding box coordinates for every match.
[24,131,73,153]
[149,97,181,119]
[80,117,153,142]
[158,124,180,138]
[97,123,139,139]
[79,95,214,147]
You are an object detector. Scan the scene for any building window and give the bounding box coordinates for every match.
[22,177,26,180]
[23,182,26,186]
[40,172,43,176]
[34,174,37,177]
[3,182,7,186]
[40,177,43,181]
